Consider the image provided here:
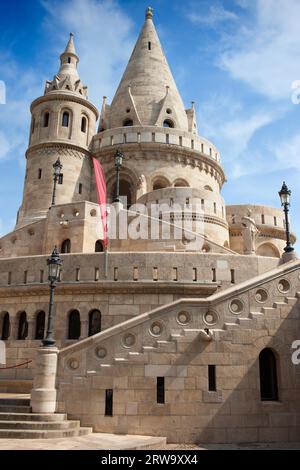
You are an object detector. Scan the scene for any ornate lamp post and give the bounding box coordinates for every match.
[279,181,294,253]
[51,158,63,206]
[42,247,63,347]
[113,149,123,203]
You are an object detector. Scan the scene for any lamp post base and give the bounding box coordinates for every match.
[281,250,298,264]
[30,347,59,413]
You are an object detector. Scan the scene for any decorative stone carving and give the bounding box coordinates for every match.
[137,174,147,198]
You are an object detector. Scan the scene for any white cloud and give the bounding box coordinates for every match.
[199,93,279,162]
[0,0,135,166]
[272,132,300,170]
[42,0,135,105]
[187,3,238,27]
[218,0,300,100]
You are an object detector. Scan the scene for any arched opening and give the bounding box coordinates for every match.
[204,185,213,192]
[68,310,81,340]
[257,243,280,258]
[31,117,35,134]
[43,112,50,128]
[163,119,174,128]
[259,348,278,401]
[1,312,10,340]
[61,239,71,254]
[152,176,170,191]
[111,179,132,208]
[173,179,189,187]
[18,312,28,340]
[123,119,133,127]
[81,116,87,133]
[62,111,70,127]
[88,310,101,336]
[67,57,71,64]
[35,311,45,340]
[95,240,104,252]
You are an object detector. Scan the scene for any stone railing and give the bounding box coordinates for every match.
[92,126,221,163]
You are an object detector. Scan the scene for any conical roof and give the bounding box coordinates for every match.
[109,8,189,130]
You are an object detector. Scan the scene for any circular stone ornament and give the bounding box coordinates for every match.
[255,288,268,303]
[176,311,191,325]
[95,346,107,359]
[149,321,163,336]
[203,310,218,326]
[68,358,79,370]
[229,298,244,314]
[122,333,136,348]
[278,279,290,293]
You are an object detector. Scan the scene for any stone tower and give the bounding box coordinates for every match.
[93,7,228,249]
[17,33,99,229]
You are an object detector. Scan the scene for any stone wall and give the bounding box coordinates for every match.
[56,259,300,443]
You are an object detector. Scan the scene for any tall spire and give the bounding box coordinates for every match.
[108,7,189,130]
[44,33,87,98]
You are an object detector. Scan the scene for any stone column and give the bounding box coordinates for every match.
[30,347,58,413]
[80,319,89,339]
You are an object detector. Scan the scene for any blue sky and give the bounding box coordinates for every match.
[0,0,299,248]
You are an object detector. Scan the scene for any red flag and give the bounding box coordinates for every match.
[92,158,108,249]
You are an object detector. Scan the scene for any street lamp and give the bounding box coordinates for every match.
[51,158,63,207]
[113,149,123,203]
[279,181,294,253]
[42,246,63,347]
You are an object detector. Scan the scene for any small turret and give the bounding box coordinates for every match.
[45,33,87,98]
[17,34,98,228]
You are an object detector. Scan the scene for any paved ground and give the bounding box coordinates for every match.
[0,437,299,450]
[0,434,167,450]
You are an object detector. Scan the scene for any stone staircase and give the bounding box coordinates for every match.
[88,289,300,370]
[0,397,92,438]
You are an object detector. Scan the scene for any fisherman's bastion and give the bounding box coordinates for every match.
[0,8,299,446]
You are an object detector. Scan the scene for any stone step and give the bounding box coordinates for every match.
[0,419,80,430]
[156,340,177,352]
[285,296,298,305]
[0,427,92,439]
[142,345,157,352]
[273,301,288,308]
[0,412,67,422]
[224,323,239,330]
[0,405,31,413]
[0,398,30,406]
[237,318,253,327]
[249,311,264,318]
[262,306,276,313]
[114,357,128,363]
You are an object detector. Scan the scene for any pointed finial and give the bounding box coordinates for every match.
[191,101,195,110]
[64,32,76,55]
[145,6,153,20]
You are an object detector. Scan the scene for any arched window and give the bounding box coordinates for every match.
[35,311,45,340]
[31,117,35,134]
[259,348,278,401]
[95,240,104,252]
[67,57,71,64]
[61,239,71,254]
[88,310,101,336]
[62,111,69,127]
[68,310,81,339]
[81,116,87,133]
[18,312,28,340]
[173,179,189,187]
[111,179,132,208]
[1,312,10,340]
[123,119,133,127]
[43,112,50,128]
[152,177,170,191]
[163,119,174,128]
